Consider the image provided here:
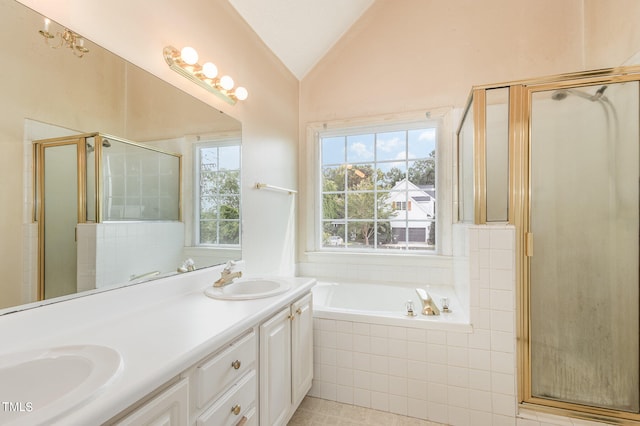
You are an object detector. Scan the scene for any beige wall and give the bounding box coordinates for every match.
[584,0,640,69]
[298,0,586,260]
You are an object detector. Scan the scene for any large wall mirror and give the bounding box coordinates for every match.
[0,0,242,314]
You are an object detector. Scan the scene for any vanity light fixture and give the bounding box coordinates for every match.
[38,18,89,58]
[163,45,248,105]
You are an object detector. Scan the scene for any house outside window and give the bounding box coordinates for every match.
[194,141,241,246]
[320,123,437,251]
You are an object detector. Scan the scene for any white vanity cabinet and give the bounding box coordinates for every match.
[259,293,313,426]
[189,329,258,426]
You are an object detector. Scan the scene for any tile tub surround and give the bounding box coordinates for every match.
[309,225,613,426]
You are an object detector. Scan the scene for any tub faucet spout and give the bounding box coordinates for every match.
[415,288,440,316]
[213,261,242,287]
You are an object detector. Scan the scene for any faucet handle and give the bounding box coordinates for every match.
[224,260,236,271]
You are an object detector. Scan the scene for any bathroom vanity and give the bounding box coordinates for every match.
[0,264,315,426]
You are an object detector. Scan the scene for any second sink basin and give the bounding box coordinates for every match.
[0,345,122,425]
[204,278,291,300]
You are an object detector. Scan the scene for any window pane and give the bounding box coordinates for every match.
[196,142,241,246]
[323,165,345,191]
[347,191,375,220]
[408,159,435,186]
[323,193,345,219]
[319,124,436,252]
[322,222,345,247]
[218,145,240,170]
[322,136,345,165]
[347,163,374,190]
[219,220,240,244]
[347,134,374,163]
[377,162,407,189]
[408,128,436,159]
[200,221,218,244]
[376,131,406,162]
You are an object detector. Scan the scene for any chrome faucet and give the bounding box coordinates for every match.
[213,261,242,287]
[415,288,440,316]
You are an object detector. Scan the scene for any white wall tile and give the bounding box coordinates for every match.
[353,388,371,408]
[407,340,427,361]
[428,383,448,404]
[468,349,491,371]
[427,401,449,424]
[388,357,407,378]
[336,332,353,351]
[448,406,470,426]
[389,394,408,416]
[427,362,448,385]
[370,354,389,374]
[371,391,389,411]
[469,389,493,412]
[336,385,354,405]
[336,367,354,387]
[408,397,428,419]
[469,369,492,392]
[408,379,428,400]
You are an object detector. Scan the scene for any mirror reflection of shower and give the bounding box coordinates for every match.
[86,138,112,153]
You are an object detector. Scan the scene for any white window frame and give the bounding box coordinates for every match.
[304,108,454,259]
[305,108,452,256]
[193,137,242,248]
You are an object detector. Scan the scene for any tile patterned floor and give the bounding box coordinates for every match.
[288,397,446,426]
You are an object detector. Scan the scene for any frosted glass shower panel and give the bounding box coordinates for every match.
[102,138,180,221]
[457,102,474,222]
[529,82,639,412]
[485,87,509,222]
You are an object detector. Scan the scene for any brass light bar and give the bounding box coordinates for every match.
[163,46,248,105]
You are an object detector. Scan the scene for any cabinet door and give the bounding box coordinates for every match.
[291,293,313,408]
[259,307,292,426]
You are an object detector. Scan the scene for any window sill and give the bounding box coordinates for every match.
[302,250,451,268]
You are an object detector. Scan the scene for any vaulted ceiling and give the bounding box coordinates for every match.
[227,0,374,80]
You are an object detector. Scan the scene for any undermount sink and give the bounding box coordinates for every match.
[0,345,122,425]
[204,278,291,300]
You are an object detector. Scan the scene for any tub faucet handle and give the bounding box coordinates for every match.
[406,300,416,316]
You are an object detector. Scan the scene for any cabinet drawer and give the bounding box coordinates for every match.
[197,370,256,426]
[115,378,189,426]
[196,330,256,408]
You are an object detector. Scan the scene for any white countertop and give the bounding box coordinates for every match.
[0,264,316,425]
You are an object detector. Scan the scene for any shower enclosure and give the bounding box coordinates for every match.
[34,133,181,300]
[457,66,640,422]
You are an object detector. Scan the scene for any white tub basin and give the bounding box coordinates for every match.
[0,345,122,425]
[204,278,291,300]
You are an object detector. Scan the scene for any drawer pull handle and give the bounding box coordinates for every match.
[231,404,242,415]
[236,416,248,426]
[296,308,302,315]
[288,314,295,321]
[231,360,241,370]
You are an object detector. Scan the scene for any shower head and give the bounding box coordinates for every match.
[551,85,608,102]
[86,139,112,153]
[551,90,569,101]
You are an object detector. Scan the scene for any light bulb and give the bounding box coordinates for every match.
[202,62,218,79]
[219,75,234,91]
[180,46,198,65]
[43,18,50,32]
[234,87,248,101]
